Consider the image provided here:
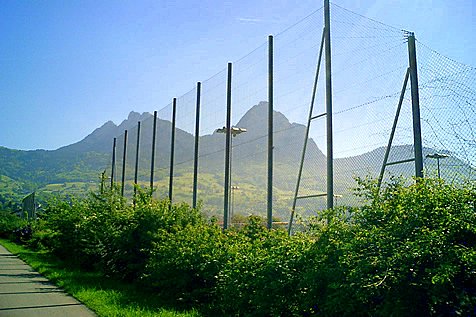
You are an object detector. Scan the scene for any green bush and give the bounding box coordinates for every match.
[297,178,476,316]
[100,190,203,281]
[144,222,225,306]
[0,210,27,238]
[351,178,476,316]
[214,219,312,316]
[6,178,475,316]
[31,188,128,269]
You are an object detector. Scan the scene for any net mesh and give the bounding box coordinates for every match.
[105,2,475,226]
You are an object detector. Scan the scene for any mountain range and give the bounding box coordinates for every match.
[1,101,473,217]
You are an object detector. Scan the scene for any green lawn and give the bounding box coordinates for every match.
[0,239,200,317]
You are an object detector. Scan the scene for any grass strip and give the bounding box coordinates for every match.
[0,238,200,317]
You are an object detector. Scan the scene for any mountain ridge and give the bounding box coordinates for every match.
[0,101,473,213]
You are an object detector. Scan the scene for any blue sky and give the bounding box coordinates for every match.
[0,0,474,150]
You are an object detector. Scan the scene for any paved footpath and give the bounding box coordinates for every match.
[0,244,96,317]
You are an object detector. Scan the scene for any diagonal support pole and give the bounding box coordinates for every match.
[288,28,325,235]
[378,67,410,189]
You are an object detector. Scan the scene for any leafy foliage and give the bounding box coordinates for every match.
[348,177,476,315]
[0,210,27,238]
[2,178,475,316]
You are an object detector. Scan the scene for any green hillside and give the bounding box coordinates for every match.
[0,102,474,218]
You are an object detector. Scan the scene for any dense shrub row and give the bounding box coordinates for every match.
[3,178,476,316]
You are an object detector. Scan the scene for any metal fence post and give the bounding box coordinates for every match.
[169,98,177,204]
[408,33,424,178]
[267,35,274,229]
[111,137,116,190]
[150,111,157,191]
[324,0,334,210]
[121,130,128,197]
[134,121,141,203]
[193,82,202,209]
[224,62,233,229]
